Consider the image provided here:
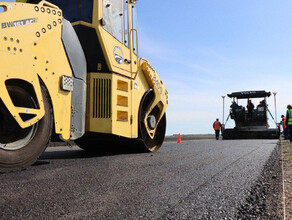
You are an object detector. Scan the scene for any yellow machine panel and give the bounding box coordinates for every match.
[0,2,72,140]
[87,73,132,138]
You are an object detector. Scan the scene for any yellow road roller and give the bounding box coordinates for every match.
[0,0,168,171]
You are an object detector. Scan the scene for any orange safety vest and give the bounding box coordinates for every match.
[213,121,221,130]
[283,117,287,129]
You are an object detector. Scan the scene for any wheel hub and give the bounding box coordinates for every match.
[0,125,37,151]
[0,85,38,151]
[147,115,156,129]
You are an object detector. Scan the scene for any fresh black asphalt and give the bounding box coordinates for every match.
[0,139,279,219]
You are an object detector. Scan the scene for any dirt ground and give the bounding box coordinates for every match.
[283,139,292,219]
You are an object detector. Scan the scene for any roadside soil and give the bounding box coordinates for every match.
[282,138,292,219]
[237,141,283,219]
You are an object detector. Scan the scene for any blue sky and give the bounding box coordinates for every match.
[137,0,292,135]
[3,1,292,135]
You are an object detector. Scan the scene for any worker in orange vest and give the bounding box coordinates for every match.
[213,118,222,140]
[281,114,288,140]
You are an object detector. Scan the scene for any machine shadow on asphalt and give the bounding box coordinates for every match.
[39,145,148,161]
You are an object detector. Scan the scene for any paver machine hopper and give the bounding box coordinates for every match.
[222,90,280,139]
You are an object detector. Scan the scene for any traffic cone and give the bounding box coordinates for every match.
[177,133,181,143]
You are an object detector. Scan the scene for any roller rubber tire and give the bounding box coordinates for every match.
[0,85,52,172]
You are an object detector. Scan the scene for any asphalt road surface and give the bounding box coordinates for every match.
[0,139,279,219]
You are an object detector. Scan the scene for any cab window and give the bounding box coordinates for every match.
[124,0,129,47]
[103,0,123,43]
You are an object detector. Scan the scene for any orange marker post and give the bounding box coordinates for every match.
[177,133,181,143]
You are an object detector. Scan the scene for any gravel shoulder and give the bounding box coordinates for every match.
[282,138,292,219]
[245,141,283,219]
